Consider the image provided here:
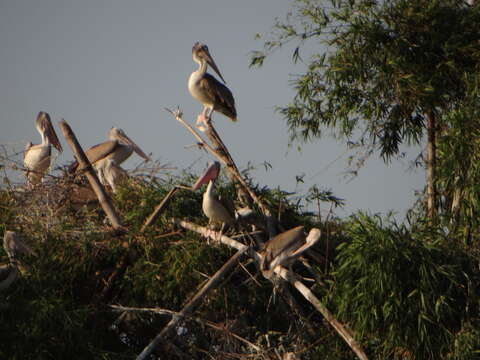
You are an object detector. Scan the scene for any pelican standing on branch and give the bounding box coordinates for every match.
[193,161,235,232]
[260,226,321,279]
[0,231,35,292]
[188,42,237,128]
[69,127,150,176]
[24,112,63,185]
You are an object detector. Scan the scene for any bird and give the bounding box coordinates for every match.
[0,231,35,292]
[69,127,149,174]
[23,111,63,186]
[193,161,235,232]
[188,42,237,128]
[95,158,129,193]
[260,226,322,278]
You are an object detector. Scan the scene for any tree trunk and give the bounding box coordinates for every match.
[426,111,436,221]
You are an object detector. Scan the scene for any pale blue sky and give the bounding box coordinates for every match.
[0,0,425,219]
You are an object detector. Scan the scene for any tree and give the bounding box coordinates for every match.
[251,0,480,220]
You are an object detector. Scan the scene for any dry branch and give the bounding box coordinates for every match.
[111,305,261,352]
[141,186,180,232]
[136,247,248,360]
[170,218,368,360]
[59,120,126,234]
[166,107,277,236]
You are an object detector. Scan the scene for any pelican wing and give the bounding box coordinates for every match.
[199,74,237,121]
[84,140,119,164]
[262,226,305,269]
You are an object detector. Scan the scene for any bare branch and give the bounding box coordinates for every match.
[59,120,127,234]
[136,245,249,360]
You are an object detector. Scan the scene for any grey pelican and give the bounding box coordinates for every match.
[260,226,321,278]
[193,161,235,231]
[188,42,237,127]
[1,231,34,292]
[23,112,63,185]
[95,158,129,193]
[69,127,149,172]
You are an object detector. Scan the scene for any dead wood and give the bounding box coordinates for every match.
[170,218,369,360]
[136,247,248,360]
[165,107,278,237]
[111,305,261,352]
[59,120,126,234]
[141,186,180,232]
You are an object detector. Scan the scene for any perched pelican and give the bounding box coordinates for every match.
[95,158,128,193]
[69,127,149,172]
[24,112,63,185]
[188,42,237,127]
[193,161,235,231]
[260,226,321,278]
[1,231,34,292]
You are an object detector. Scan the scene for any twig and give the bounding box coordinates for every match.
[59,120,127,234]
[111,305,261,352]
[141,186,180,232]
[171,218,368,360]
[136,247,248,360]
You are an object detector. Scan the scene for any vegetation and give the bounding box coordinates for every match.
[1,0,480,359]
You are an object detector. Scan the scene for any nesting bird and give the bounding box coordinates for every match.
[188,42,237,127]
[23,112,63,186]
[0,231,34,292]
[95,158,129,193]
[69,127,148,189]
[193,161,235,231]
[260,226,321,278]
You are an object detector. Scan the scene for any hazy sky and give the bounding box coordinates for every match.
[0,0,425,219]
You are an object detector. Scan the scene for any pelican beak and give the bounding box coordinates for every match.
[192,161,221,190]
[37,112,63,153]
[118,132,150,161]
[202,48,227,84]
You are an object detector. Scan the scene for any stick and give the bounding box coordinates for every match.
[141,186,180,232]
[166,108,277,237]
[136,247,248,360]
[59,120,126,234]
[172,219,368,360]
[111,305,261,352]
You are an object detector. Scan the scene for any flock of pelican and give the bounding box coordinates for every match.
[5,42,320,290]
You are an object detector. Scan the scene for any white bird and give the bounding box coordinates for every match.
[24,112,63,186]
[260,226,321,278]
[95,158,129,193]
[188,42,237,127]
[69,127,149,173]
[0,231,35,292]
[193,161,235,231]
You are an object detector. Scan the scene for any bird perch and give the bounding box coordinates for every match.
[166,219,369,360]
[165,107,278,237]
[59,119,127,234]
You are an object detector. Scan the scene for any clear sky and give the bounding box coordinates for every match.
[0,0,425,219]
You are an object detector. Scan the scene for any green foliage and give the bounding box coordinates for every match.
[333,214,479,359]
[253,0,480,160]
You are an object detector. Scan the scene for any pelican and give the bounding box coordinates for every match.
[1,231,34,292]
[24,112,63,185]
[95,158,129,193]
[193,161,235,231]
[260,226,321,278]
[188,42,237,127]
[69,127,149,173]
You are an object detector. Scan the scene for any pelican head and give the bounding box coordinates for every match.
[192,42,227,84]
[35,111,63,153]
[192,161,221,190]
[108,127,150,161]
